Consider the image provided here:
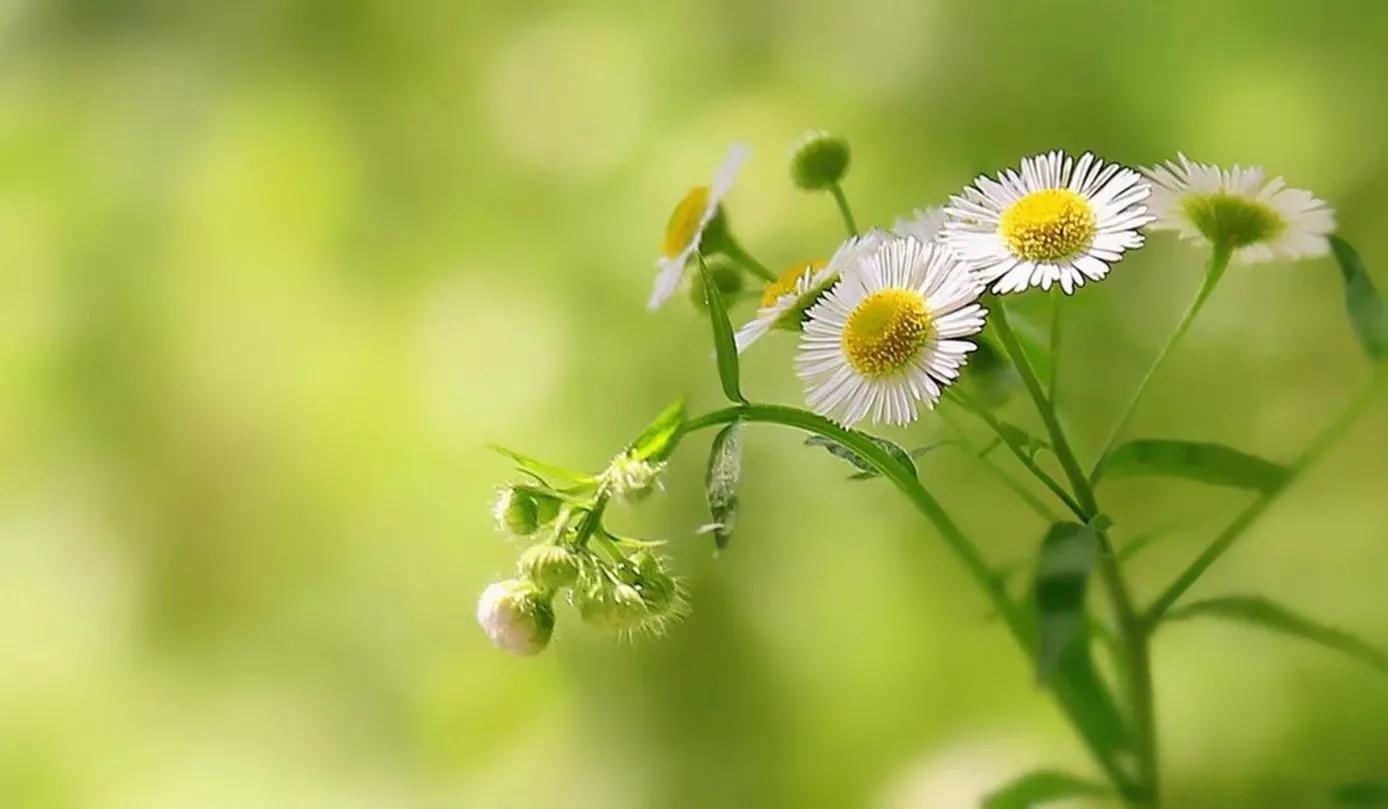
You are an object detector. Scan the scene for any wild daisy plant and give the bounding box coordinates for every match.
[481,134,1388,806]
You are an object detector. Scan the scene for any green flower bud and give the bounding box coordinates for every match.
[518,542,582,590]
[492,487,540,536]
[604,454,665,503]
[477,579,554,656]
[790,130,850,191]
[623,550,681,615]
[689,252,747,310]
[576,579,649,632]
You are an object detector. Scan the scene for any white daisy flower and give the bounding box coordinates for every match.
[649,143,749,310]
[1143,153,1336,264]
[733,229,890,353]
[944,150,1154,295]
[891,206,947,244]
[797,237,986,427]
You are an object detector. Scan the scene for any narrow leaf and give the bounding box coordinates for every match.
[1330,235,1388,362]
[804,433,918,479]
[1050,639,1133,759]
[1334,781,1388,807]
[996,420,1049,461]
[1164,595,1388,675]
[487,444,595,485]
[705,422,743,550]
[1034,521,1098,681]
[1094,439,1287,491]
[628,398,688,462]
[699,254,747,403]
[984,770,1109,809]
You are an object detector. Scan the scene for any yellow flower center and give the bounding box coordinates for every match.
[842,289,933,377]
[661,186,710,258]
[999,189,1097,262]
[760,260,826,308]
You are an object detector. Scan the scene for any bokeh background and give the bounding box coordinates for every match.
[2,0,1387,806]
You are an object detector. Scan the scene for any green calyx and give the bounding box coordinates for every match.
[790,130,850,191]
[1182,193,1286,248]
[689,253,748,309]
[519,542,583,590]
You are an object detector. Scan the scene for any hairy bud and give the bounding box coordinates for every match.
[790,130,850,191]
[519,542,583,590]
[477,579,555,656]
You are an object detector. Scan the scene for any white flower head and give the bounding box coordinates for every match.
[797,236,986,427]
[477,579,555,656]
[944,150,1154,295]
[604,453,666,502]
[1143,153,1336,265]
[649,143,749,310]
[891,206,947,245]
[733,229,891,353]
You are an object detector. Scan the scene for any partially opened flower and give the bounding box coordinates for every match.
[649,144,749,310]
[734,230,890,353]
[944,151,1153,294]
[797,237,986,427]
[1143,153,1336,264]
[891,206,947,245]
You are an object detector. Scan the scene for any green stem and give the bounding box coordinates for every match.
[937,407,1061,523]
[1049,288,1064,403]
[990,298,1159,807]
[677,403,1137,796]
[1093,243,1234,473]
[720,234,776,282]
[829,183,859,237]
[1146,374,1385,623]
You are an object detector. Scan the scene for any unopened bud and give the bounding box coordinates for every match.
[492,487,540,536]
[790,130,850,191]
[477,579,555,656]
[605,454,665,502]
[576,579,649,632]
[519,543,583,590]
[689,253,747,310]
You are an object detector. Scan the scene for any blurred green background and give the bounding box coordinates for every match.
[2,0,1386,806]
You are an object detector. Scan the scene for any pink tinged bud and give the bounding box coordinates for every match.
[476,579,554,656]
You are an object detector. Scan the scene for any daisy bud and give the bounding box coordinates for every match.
[476,579,555,656]
[689,252,747,310]
[576,578,650,632]
[492,487,539,536]
[790,130,850,191]
[605,454,665,502]
[518,542,583,590]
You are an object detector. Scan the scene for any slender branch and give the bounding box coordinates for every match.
[937,406,1061,523]
[678,403,1138,796]
[1146,374,1385,623]
[719,233,776,282]
[829,183,859,237]
[1092,243,1234,473]
[990,298,1160,806]
[1049,288,1064,403]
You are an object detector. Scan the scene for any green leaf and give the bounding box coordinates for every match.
[1033,521,1098,681]
[487,444,595,485]
[1334,781,1388,807]
[1049,638,1133,761]
[704,422,743,550]
[1093,439,1287,491]
[804,433,918,479]
[983,770,1109,809]
[1163,595,1388,675]
[1330,235,1388,362]
[844,443,950,480]
[628,398,688,462]
[995,420,1050,461]
[699,254,747,404]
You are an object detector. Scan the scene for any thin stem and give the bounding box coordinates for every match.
[720,234,776,282]
[946,391,1086,521]
[829,183,859,236]
[678,403,1138,796]
[937,406,1061,523]
[1048,288,1063,403]
[1093,243,1234,473]
[990,298,1159,806]
[1146,374,1385,623]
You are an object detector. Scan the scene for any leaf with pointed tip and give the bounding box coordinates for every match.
[983,770,1109,809]
[699,255,747,403]
[628,398,688,462]
[995,420,1050,461]
[1033,521,1098,681]
[705,422,743,549]
[1163,595,1388,675]
[487,444,595,486]
[1334,781,1388,807]
[1093,439,1287,491]
[1330,235,1388,362]
[805,433,918,479]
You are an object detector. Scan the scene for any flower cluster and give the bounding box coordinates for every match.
[477,451,686,655]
